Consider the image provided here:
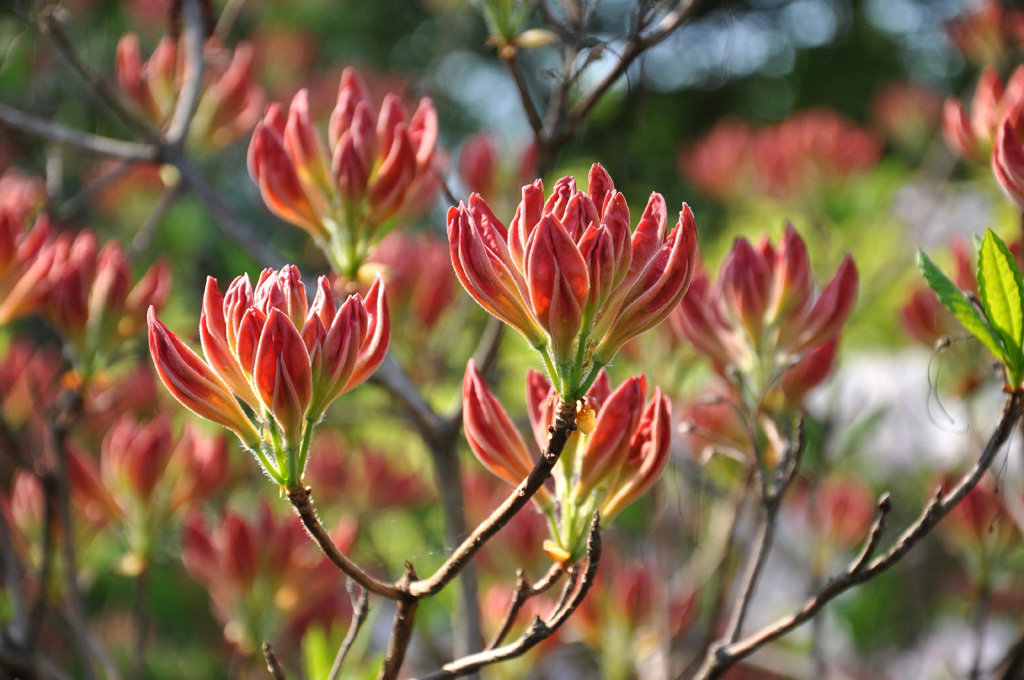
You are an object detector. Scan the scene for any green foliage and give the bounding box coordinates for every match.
[918,229,1024,389]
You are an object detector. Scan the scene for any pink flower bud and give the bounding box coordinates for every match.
[148,308,260,443]
[249,121,328,239]
[576,375,646,499]
[994,118,1024,209]
[943,98,979,160]
[460,134,498,198]
[101,416,174,501]
[462,360,549,504]
[526,215,589,364]
[790,255,858,352]
[600,388,671,519]
[253,309,313,443]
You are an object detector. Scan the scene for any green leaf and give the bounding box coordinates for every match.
[977,229,1024,375]
[917,250,1006,363]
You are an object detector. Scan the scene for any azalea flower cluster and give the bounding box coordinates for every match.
[680,109,881,202]
[943,65,1024,210]
[675,226,857,464]
[463,360,670,563]
[448,163,697,399]
[116,33,264,151]
[148,265,388,486]
[249,68,438,278]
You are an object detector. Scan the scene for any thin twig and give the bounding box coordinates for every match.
[286,485,402,599]
[261,641,288,680]
[327,584,369,680]
[0,103,157,161]
[500,50,544,136]
[167,152,285,267]
[38,11,157,139]
[413,514,601,680]
[722,506,776,644]
[0,511,28,644]
[693,391,1024,680]
[214,0,249,41]
[487,563,565,650]
[54,160,135,221]
[127,181,183,259]
[408,399,578,598]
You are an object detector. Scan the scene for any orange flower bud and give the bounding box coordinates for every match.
[148,308,260,444]
[450,164,698,397]
[250,67,437,278]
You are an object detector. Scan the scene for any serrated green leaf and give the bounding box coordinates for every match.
[917,250,1006,362]
[977,230,1024,376]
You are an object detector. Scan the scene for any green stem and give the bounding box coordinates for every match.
[536,345,564,394]
[246,440,285,485]
[573,360,607,401]
[296,415,316,481]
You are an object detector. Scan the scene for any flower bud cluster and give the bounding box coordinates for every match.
[449,163,697,399]
[148,265,389,487]
[116,34,264,150]
[462,359,670,563]
[249,68,438,278]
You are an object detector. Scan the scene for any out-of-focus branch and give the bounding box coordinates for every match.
[499,50,543,136]
[327,584,369,680]
[55,160,135,221]
[128,182,183,259]
[413,515,601,680]
[370,354,447,446]
[409,400,578,598]
[0,103,157,161]
[164,0,205,147]
[694,391,1024,680]
[38,11,157,140]
[167,152,286,268]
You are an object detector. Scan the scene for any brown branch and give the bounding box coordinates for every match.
[45,390,100,680]
[413,514,601,680]
[0,511,28,645]
[722,505,776,644]
[286,485,403,599]
[370,353,447,445]
[378,564,419,680]
[0,103,157,161]
[408,399,578,598]
[693,391,1024,680]
[487,563,565,650]
[261,641,288,680]
[327,584,369,680]
[500,50,544,137]
[563,0,704,134]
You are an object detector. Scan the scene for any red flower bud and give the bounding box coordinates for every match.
[601,388,671,519]
[148,308,259,443]
[462,360,550,506]
[994,118,1024,209]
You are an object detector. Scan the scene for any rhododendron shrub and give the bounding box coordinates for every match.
[3,2,1024,680]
